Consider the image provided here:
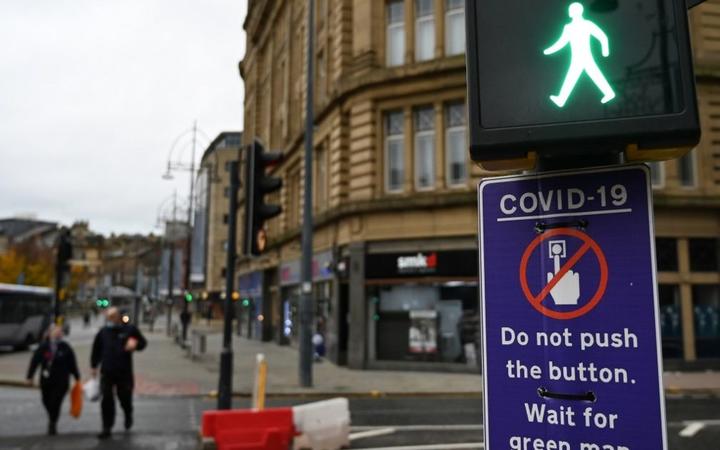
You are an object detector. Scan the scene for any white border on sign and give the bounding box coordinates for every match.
[476,164,668,450]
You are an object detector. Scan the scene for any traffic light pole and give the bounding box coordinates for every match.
[166,238,175,337]
[218,160,239,410]
[53,227,72,325]
[299,0,315,388]
[166,191,178,337]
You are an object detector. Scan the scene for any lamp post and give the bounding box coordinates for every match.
[156,191,181,337]
[162,121,209,344]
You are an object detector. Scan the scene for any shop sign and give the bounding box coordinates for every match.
[366,250,477,279]
[239,271,263,298]
[280,250,336,286]
[397,252,438,274]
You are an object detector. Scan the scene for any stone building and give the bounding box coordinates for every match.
[236,0,720,370]
[192,132,244,314]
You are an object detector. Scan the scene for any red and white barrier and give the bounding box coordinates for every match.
[292,398,350,450]
[200,398,350,450]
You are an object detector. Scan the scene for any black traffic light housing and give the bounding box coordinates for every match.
[57,228,73,271]
[243,139,282,256]
[465,0,701,170]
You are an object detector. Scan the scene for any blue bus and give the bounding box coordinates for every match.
[0,283,52,350]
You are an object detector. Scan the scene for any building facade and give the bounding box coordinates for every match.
[237,0,720,370]
[191,132,244,316]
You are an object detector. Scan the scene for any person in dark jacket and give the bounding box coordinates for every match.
[26,325,80,435]
[90,307,147,439]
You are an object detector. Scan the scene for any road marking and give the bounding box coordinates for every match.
[668,419,720,428]
[679,421,705,437]
[188,399,198,430]
[352,443,484,450]
[350,428,397,441]
[352,425,483,432]
[497,208,632,222]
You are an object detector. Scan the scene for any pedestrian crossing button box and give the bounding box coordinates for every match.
[465,0,701,170]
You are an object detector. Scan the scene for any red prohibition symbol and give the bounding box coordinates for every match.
[519,228,608,320]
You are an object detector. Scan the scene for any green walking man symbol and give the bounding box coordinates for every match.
[543,2,616,108]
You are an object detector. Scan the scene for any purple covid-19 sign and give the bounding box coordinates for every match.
[478,165,666,450]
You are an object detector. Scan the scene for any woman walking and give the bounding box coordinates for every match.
[26,324,81,435]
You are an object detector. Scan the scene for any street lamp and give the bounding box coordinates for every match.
[155,191,185,337]
[161,121,210,344]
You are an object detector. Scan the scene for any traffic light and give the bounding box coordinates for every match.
[465,0,701,170]
[242,298,250,308]
[96,298,110,308]
[184,291,193,303]
[57,228,73,270]
[243,139,282,256]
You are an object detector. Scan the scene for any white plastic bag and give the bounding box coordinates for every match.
[83,377,101,402]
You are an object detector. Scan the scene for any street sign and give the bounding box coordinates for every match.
[465,0,700,170]
[478,165,666,450]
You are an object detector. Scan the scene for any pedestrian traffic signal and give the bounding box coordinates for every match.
[465,0,701,170]
[243,139,282,256]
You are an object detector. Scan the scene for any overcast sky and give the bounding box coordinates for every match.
[0,1,247,236]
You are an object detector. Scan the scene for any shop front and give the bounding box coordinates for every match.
[365,249,480,371]
[238,271,267,340]
[279,250,336,350]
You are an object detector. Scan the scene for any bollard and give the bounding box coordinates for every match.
[252,354,267,411]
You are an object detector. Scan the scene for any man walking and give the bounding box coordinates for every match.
[90,307,147,439]
[543,2,616,108]
[26,325,80,435]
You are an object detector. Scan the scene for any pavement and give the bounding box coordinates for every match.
[0,316,719,397]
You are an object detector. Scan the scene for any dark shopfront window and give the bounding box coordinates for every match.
[692,285,720,359]
[659,284,683,359]
[369,283,479,364]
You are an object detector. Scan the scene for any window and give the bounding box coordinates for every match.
[317,0,328,28]
[288,171,301,227]
[655,238,678,272]
[317,50,327,103]
[225,135,242,147]
[445,0,465,56]
[415,0,434,61]
[223,214,229,225]
[692,285,720,358]
[414,106,435,190]
[315,144,328,209]
[678,149,696,188]
[223,186,230,198]
[222,240,228,252]
[387,0,405,66]
[221,267,227,279]
[445,102,467,187]
[385,111,405,193]
[659,284,683,359]
[689,238,719,272]
[647,162,664,188]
